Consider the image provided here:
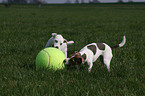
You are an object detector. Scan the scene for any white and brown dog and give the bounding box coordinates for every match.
[45,33,74,58]
[65,36,126,72]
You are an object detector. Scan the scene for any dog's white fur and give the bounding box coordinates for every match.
[45,33,74,58]
[65,36,126,72]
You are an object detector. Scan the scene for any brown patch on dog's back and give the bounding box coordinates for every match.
[87,45,96,55]
[97,43,105,50]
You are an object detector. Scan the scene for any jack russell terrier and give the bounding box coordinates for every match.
[65,36,126,72]
[45,33,74,58]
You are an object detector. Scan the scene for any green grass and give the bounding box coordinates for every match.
[0,3,145,96]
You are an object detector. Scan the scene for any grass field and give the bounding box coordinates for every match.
[0,3,145,96]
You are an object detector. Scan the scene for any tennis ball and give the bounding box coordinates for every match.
[36,47,66,70]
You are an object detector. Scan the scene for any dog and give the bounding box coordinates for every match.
[64,36,126,72]
[45,33,74,58]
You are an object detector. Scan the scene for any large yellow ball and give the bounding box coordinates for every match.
[36,47,66,70]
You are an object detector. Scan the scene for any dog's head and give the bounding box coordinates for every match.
[65,51,84,66]
[51,33,67,50]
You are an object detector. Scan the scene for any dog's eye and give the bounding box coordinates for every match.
[60,43,62,45]
[55,40,58,43]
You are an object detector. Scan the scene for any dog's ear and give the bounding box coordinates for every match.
[70,54,73,57]
[63,39,67,43]
[67,41,74,45]
[74,51,78,54]
[70,51,81,58]
[52,33,57,38]
[74,51,81,57]
[76,55,81,58]
[70,51,77,57]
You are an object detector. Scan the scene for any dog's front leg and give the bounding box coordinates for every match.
[88,62,93,72]
[64,48,67,58]
[60,43,67,58]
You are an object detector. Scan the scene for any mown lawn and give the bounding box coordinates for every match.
[0,3,144,96]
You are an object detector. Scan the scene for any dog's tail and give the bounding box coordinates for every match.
[111,35,126,49]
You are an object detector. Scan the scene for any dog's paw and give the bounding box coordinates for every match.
[108,69,110,72]
[88,69,91,73]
